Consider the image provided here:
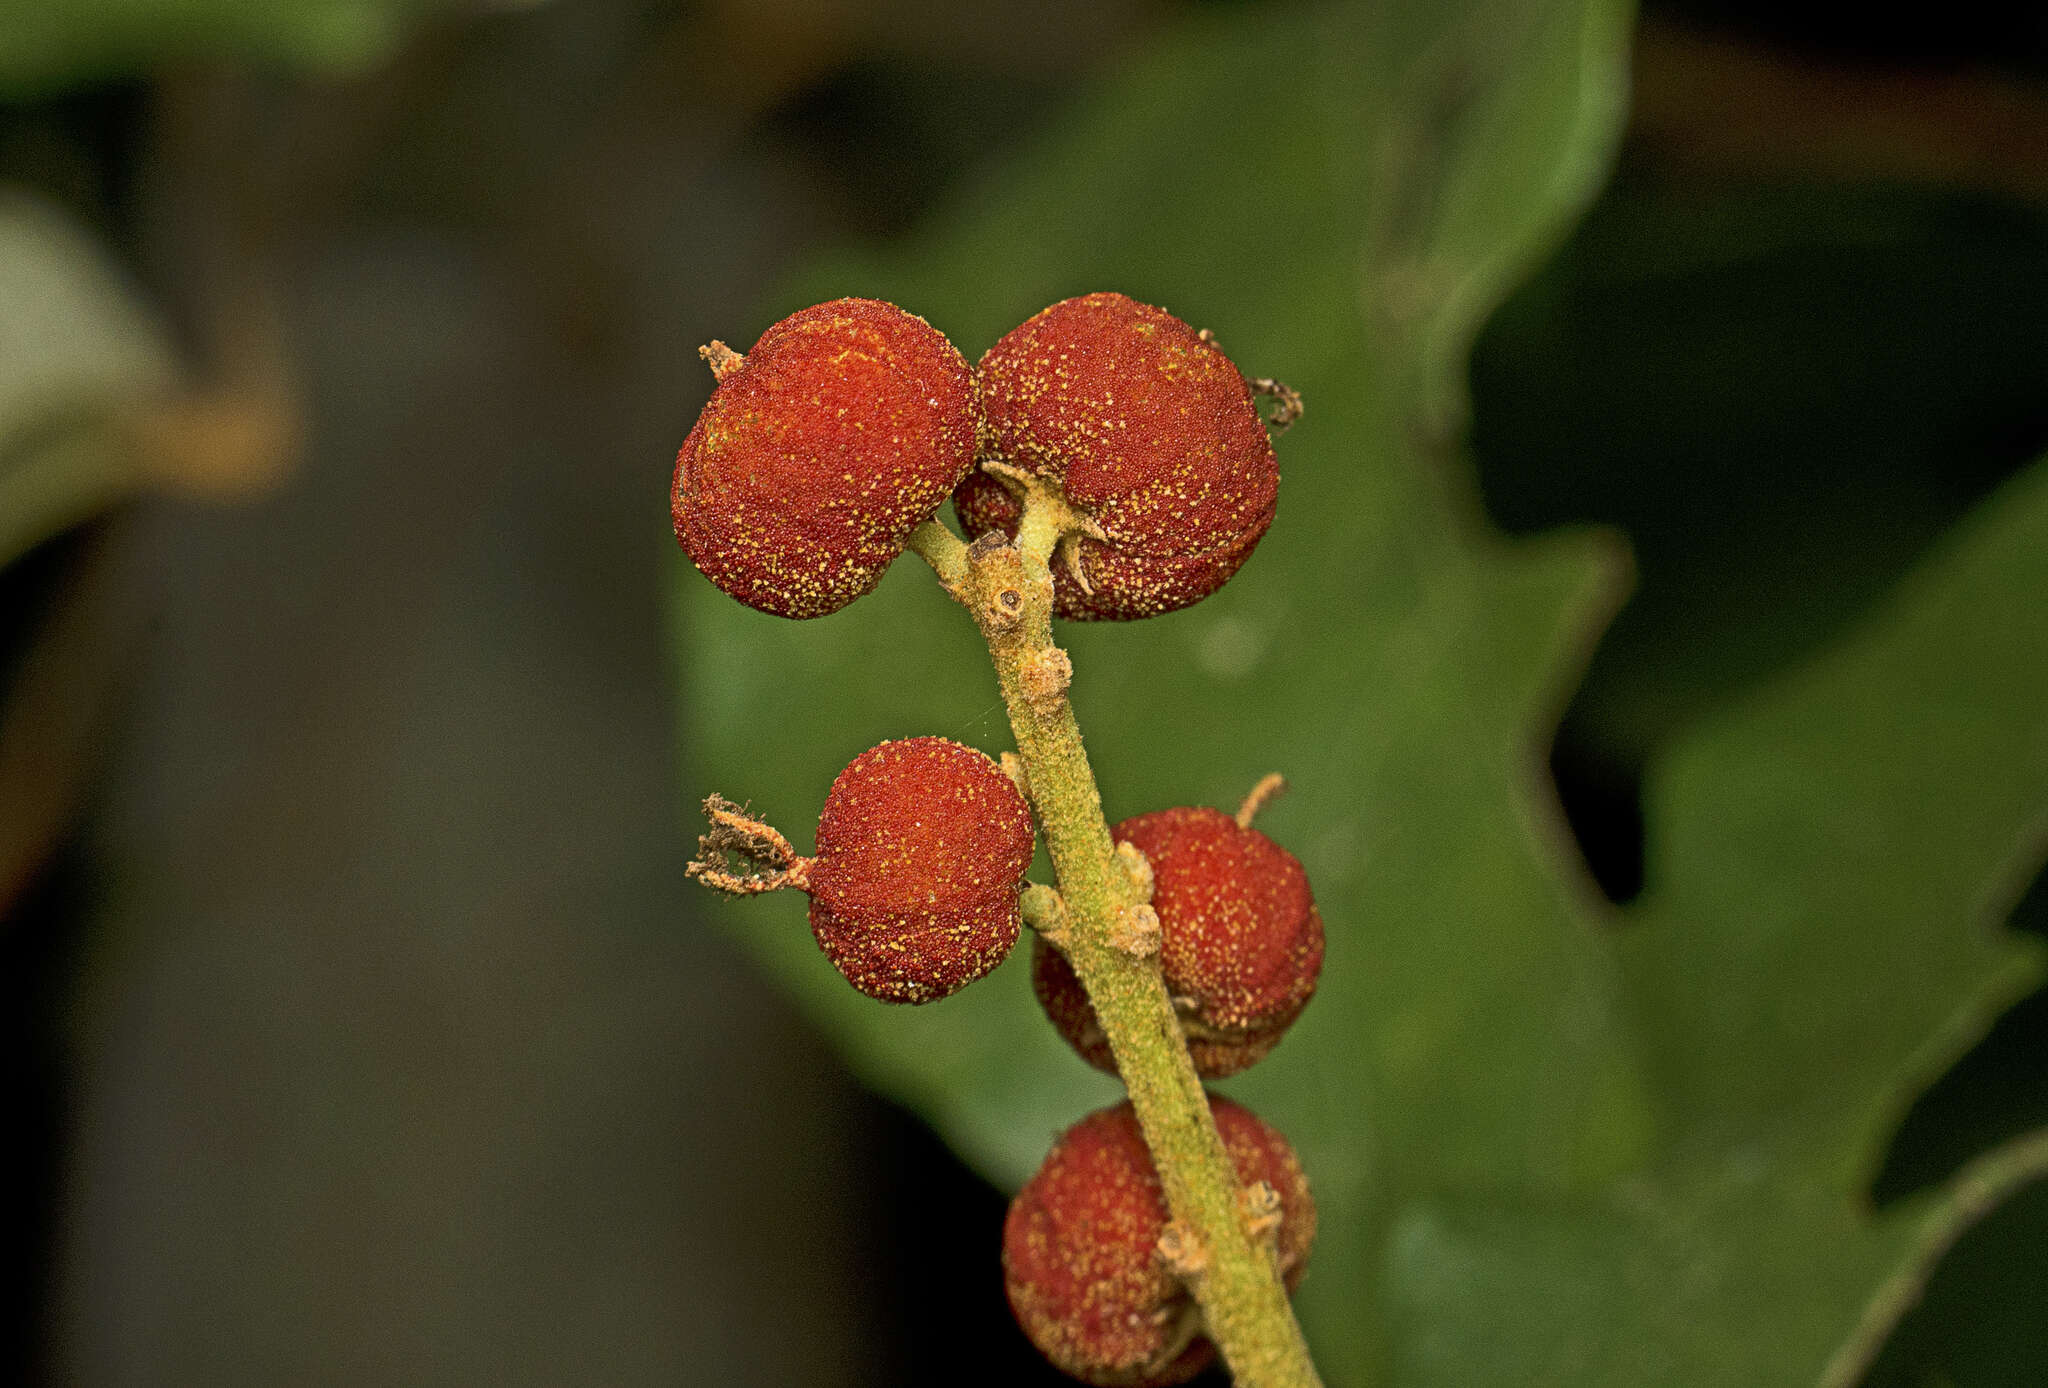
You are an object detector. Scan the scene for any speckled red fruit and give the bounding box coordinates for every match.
[1035,806,1322,1077]
[1003,1096,1315,1387]
[807,737,1034,1004]
[672,298,980,619]
[954,292,1278,621]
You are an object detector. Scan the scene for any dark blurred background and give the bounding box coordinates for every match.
[3,0,2045,1382]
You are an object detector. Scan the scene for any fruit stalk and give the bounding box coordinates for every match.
[915,504,1324,1388]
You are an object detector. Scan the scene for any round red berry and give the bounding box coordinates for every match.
[1003,1095,1315,1386]
[673,298,980,619]
[1035,806,1322,1077]
[807,737,1035,1003]
[955,292,1279,620]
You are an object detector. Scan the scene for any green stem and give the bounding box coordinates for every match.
[922,504,1323,1388]
[905,518,969,595]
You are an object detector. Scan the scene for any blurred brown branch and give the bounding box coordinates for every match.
[1632,20,2048,202]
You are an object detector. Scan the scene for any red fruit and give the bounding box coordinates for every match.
[808,737,1035,1003]
[955,292,1279,620]
[673,297,980,619]
[1003,1096,1315,1387]
[1035,806,1322,1077]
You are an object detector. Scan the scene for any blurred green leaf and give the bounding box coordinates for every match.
[1865,1178,2048,1388]
[0,189,175,566]
[673,0,2048,1382]
[0,0,499,97]
[1473,181,2048,765]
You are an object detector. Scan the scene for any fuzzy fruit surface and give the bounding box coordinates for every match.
[808,737,1034,1003]
[954,292,1278,620]
[673,297,980,619]
[1004,1095,1315,1387]
[1036,806,1323,1077]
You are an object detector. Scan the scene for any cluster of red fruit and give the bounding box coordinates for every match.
[672,293,1320,1385]
[673,291,1280,621]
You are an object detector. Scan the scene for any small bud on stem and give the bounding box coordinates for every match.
[1157,1222,1210,1281]
[1020,647,1074,712]
[1241,1180,1285,1246]
[1020,883,1070,945]
[1111,902,1163,958]
[1117,839,1156,901]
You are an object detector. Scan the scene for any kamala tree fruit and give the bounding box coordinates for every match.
[953,292,1288,620]
[672,297,980,619]
[807,736,1036,1003]
[677,293,1324,1385]
[1003,1096,1316,1386]
[685,736,1035,1005]
[1033,783,1324,1079]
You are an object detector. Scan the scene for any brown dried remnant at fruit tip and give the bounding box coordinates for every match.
[697,340,744,381]
[1034,801,1323,1077]
[685,794,812,895]
[955,292,1284,621]
[1003,1095,1315,1386]
[673,297,981,619]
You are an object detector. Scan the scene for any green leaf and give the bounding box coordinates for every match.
[1386,1129,2048,1388]
[1620,459,2048,1185]
[0,189,176,566]
[1865,1175,2048,1387]
[672,0,2048,1382]
[1472,181,2048,767]
[0,0,492,98]
[1386,455,2048,1384]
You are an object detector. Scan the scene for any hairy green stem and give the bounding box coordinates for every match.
[905,518,969,596]
[917,504,1323,1388]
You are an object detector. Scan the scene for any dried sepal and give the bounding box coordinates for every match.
[685,795,813,895]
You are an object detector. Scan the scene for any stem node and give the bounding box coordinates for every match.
[1109,902,1163,959]
[1158,1222,1210,1282]
[983,588,1027,630]
[1019,647,1073,712]
[1241,1180,1284,1246]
